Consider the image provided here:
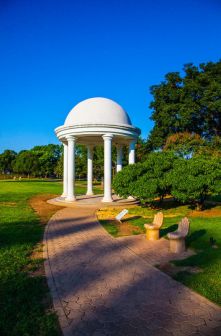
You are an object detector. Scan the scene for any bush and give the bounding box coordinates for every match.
[113,152,177,203]
[171,156,221,210]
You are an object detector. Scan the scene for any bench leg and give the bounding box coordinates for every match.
[146,229,159,240]
[169,238,186,253]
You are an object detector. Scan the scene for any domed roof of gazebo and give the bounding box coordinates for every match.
[64,97,132,126]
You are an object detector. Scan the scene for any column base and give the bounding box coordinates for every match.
[65,196,76,202]
[86,191,94,196]
[61,193,67,198]
[102,196,113,203]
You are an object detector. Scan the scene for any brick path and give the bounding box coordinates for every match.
[44,206,221,336]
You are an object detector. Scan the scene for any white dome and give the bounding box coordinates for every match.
[64,97,132,126]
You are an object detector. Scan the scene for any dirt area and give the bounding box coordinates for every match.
[28,194,63,276]
[29,194,63,225]
[97,208,144,236]
[104,219,142,236]
[189,207,221,217]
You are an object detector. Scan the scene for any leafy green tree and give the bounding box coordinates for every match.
[54,153,63,177]
[31,144,62,177]
[113,162,146,198]
[75,145,87,179]
[132,152,178,203]
[113,152,177,203]
[170,156,221,210]
[148,60,221,149]
[164,132,204,157]
[0,150,17,174]
[196,136,221,157]
[136,137,150,162]
[13,151,40,177]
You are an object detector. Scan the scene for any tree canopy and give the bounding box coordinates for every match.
[148,60,221,149]
[170,155,221,210]
[0,150,17,174]
[113,152,177,203]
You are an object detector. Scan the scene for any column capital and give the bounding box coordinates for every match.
[66,135,77,142]
[102,134,113,141]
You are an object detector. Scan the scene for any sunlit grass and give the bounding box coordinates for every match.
[0,180,102,336]
[98,203,221,306]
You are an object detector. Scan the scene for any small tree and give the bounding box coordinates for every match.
[132,152,177,203]
[0,150,17,174]
[113,162,145,198]
[113,152,177,203]
[164,132,204,157]
[171,156,221,210]
[13,151,40,177]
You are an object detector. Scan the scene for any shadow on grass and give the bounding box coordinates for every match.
[186,229,207,246]
[144,198,183,211]
[122,215,142,222]
[160,224,178,237]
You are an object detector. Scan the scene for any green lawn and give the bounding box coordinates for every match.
[99,203,221,306]
[0,180,102,336]
[1,179,221,335]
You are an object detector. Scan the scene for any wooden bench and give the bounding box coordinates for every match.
[144,212,164,240]
[167,217,190,253]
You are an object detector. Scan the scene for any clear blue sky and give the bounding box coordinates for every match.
[0,0,221,153]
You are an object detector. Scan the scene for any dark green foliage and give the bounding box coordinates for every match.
[170,156,221,209]
[0,150,17,174]
[164,132,204,157]
[12,144,62,178]
[113,152,177,203]
[148,60,221,149]
[132,152,177,202]
[13,150,40,176]
[113,162,146,198]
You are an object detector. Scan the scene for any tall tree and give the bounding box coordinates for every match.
[0,150,17,174]
[148,60,221,149]
[31,144,62,177]
[13,151,40,177]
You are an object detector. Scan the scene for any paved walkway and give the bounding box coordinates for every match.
[44,206,221,336]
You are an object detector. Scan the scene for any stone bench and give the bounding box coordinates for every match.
[144,212,164,240]
[167,217,190,253]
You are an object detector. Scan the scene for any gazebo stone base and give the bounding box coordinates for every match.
[47,194,139,208]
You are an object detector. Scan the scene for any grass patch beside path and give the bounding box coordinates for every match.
[0,180,103,336]
[98,203,221,306]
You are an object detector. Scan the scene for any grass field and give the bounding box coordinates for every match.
[0,179,102,336]
[1,179,221,336]
[98,202,221,306]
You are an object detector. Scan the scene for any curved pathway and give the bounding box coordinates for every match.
[44,206,221,336]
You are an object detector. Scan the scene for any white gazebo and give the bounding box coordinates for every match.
[55,97,140,203]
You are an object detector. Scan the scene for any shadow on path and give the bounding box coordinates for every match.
[44,207,221,336]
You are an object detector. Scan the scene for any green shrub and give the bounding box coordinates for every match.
[171,156,221,210]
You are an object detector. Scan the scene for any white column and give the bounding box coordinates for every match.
[66,136,76,202]
[61,142,68,197]
[129,139,136,164]
[102,134,113,202]
[116,145,123,172]
[86,145,93,195]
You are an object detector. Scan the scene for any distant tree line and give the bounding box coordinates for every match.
[0,138,148,179]
[0,145,62,178]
